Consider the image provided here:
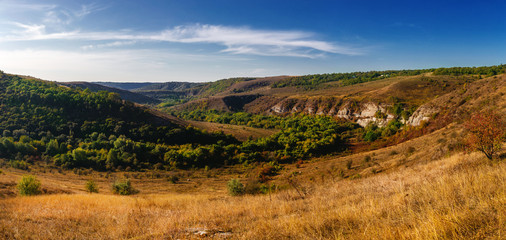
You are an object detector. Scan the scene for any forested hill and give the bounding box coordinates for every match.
[60,81,161,105]
[0,71,238,170]
[0,71,358,171]
[0,72,236,144]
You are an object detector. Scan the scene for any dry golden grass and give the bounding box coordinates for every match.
[0,151,504,239]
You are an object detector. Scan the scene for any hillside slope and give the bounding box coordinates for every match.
[173,67,505,129]
[0,71,236,170]
[61,82,161,104]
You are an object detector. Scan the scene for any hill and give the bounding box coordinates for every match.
[60,82,161,104]
[133,82,203,91]
[171,66,506,127]
[92,82,156,91]
[0,71,237,171]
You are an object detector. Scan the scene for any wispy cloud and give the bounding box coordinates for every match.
[81,40,137,50]
[1,24,364,57]
[0,2,57,12]
[42,3,106,27]
[74,3,106,18]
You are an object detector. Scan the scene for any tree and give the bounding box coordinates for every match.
[17,175,41,196]
[85,179,99,193]
[465,110,505,160]
[227,179,245,196]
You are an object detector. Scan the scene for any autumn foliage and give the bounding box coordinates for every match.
[464,110,505,159]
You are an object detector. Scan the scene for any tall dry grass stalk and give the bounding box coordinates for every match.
[0,152,504,239]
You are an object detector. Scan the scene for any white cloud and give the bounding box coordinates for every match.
[0,2,56,13]
[1,24,364,57]
[81,40,137,50]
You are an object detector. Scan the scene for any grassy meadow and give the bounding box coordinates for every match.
[0,150,504,239]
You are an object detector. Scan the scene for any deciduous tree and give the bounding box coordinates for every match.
[465,110,505,159]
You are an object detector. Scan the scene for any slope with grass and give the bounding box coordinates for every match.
[0,149,503,239]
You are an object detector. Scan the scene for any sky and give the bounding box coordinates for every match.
[0,0,505,82]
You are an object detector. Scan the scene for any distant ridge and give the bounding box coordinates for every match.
[61,82,161,105]
[134,82,203,91]
[93,82,157,91]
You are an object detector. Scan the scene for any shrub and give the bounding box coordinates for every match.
[258,165,276,183]
[10,160,29,170]
[17,175,41,196]
[406,146,416,155]
[85,179,99,193]
[227,179,245,196]
[112,179,138,195]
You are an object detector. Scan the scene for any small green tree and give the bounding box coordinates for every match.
[85,179,99,193]
[112,179,137,195]
[17,175,41,196]
[227,179,245,196]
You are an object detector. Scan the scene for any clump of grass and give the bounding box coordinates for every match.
[17,175,41,196]
[364,155,372,162]
[406,146,416,155]
[227,179,245,196]
[85,179,99,193]
[349,173,362,179]
[111,179,138,195]
[389,150,398,156]
[346,159,353,169]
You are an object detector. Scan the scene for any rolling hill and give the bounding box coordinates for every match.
[0,66,505,239]
[60,81,161,104]
[0,71,237,170]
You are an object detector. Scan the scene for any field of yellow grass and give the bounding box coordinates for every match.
[1,151,504,239]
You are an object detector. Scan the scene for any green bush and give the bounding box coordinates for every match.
[85,179,99,193]
[112,179,138,195]
[227,179,245,196]
[10,160,29,170]
[17,175,41,196]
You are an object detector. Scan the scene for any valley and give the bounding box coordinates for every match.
[0,66,505,239]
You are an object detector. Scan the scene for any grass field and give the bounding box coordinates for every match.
[0,152,503,239]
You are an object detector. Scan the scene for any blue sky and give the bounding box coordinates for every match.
[0,0,504,82]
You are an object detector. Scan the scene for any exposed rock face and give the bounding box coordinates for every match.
[407,105,438,126]
[269,98,404,127]
[338,102,395,127]
[265,95,443,127]
[271,104,289,114]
